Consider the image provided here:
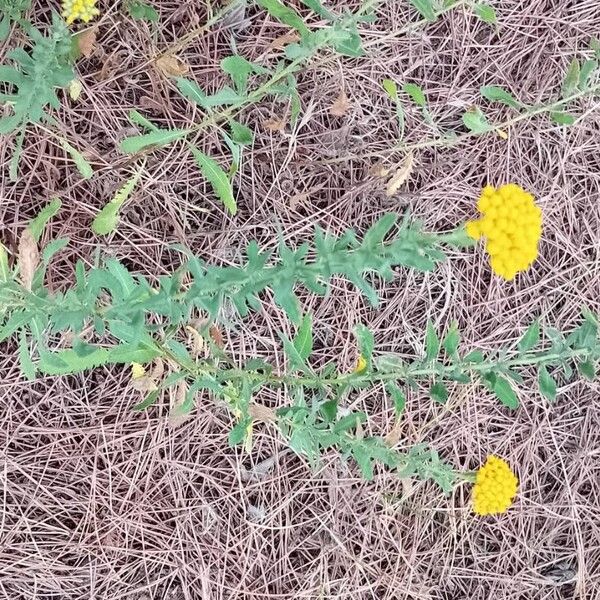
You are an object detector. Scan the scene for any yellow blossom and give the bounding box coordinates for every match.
[62,0,100,25]
[472,455,518,516]
[354,355,367,374]
[131,362,146,379]
[467,184,542,281]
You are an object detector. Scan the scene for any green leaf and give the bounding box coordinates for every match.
[579,59,597,89]
[332,31,364,58]
[230,120,253,145]
[42,238,69,265]
[425,320,440,362]
[255,0,310,35]
[462,108,490,133]
[402,82,427,107]
[352,447,373,480]
[127,109,159,132]
[92,169,143,235]
[538,366,557,402]
[59,138,93,179]
[300,0,334,19]
[517,320,540,352]
[561,58,581,98]
[189,146,237,215]
[354,324,374,362]
[133,389,160,411]
[333,412,367,434]
[29,197,61,242]
[0,14,10,41]
[409,0,437,21]
[592,38,600,60]
[203,86,245,107]
[442,323,460,356]
[463,349,485,363]
[382,78,398,100]
[578,360,595,381]
[473,3,497,24]
[550,111,576,126]
[386,382,406,416]
[229,418,251,446]
[480,85,521,109]
[220,55,267,94]
[0,243,10,282]
[491,376,519,409]
[293,314,313,360]
[125,0,159,21]
[18,330,36,380]
[430,382,449,404]
[176,77,208,108]
[120,128,188,153]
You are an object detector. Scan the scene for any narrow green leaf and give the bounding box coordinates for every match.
[425,320,440,362]
[442,323,460,356]
[402,82,427,107]
[518,320,540,352]
[561,58,581,98]
[133,389,160,411]
[0,243,10,282]
[0,15,10,41]
[229,418,251,446]
[491,376,519,409]
[92,169,143,235]
[579,60,597,89]
[125,0,159,21]
[550,111,576,126]
[176,77,208,108]
[480,85,521,109]
[463,349,485,363]
[386,382,406,416]
[409,0,436,21]
[120,128,188,153]
[382,78,398,100]
[354,324,374,362]
[353,448,373,480]
[42,238,69,265]
[59,139,93,179]
[293,314,313,360]
[591,38,600,60]
[189,146,237,215]
[255,0,310,35]
[333,412,367,434]
[462,108,490,133]
[300,0,334,19]
[430,382,449,404]
[538,366,557,402]
[473,3,497,24]
[18,330,36,381]
[29,197,61,242]
[127,109,159,131]
[230,120,253,145]
[578,360,595,381]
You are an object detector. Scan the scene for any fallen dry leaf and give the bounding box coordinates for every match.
[385,152,414,196]
[168,381,192,428]
[186,325,205,357]
[249,403,276,423]
[384,419,403,447]
[155,54,189,78]
[209,324,225,348]
[76,27,97,58]
[270,30,301,50]
[329,89,351,117]
[17,229,39,291]
[131,376,158,392]
[368,161,391,178]
[262,116,287,132]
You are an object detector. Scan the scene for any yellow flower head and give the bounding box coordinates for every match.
[466,184,542,281]
[62,0,100,25]
[354,355,367,374]
[472,455,518,516]
[131,362,146,380]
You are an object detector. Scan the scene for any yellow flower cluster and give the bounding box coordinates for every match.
[62,0,100,25]
[472,455,518,516]
[466,184,542,281]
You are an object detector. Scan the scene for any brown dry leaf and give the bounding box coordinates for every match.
[168,381,192,428]
[329,89,351,117]
[155,54,189,78]
[186,325,205,357]
[209,324,225,348]
[249,403,276,423]
[151,357,164,381]
[384,420,403,447]
[76,27,97,58]
[270,30,301,50]
[385,152,414,196]
[131,376,158,392]
[368,161,391,178]
[262,116,287,132]
[17,229,39,291]
[289,183,326,210]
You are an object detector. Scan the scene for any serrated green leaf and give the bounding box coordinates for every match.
[518,320,540,352]
[561,58,580,98]
[293,314,313,360]
[538,366,557,402]
[443,323,460,356]
[333,412,367,434]
[551,111,576,126]
[409,0,436,21]
[120,128,188,153]
[189,146,237,215]
[255,0,310,35]
[300,0,334,19]
[229,417,251,446]
[579,60,597,89]
[491,376,519,409]
[386,382,406,416]
[473,3,497,24]
[425,320,440,362]
[382,78,398,100]
[125,0,159,21]
[28,197,61,242]
[59,139,93,179]
[230,120,253,145]
[402,82,427,107]
[462,108,490,133]
[480,85,521,109]
[92,169,142,235]
[220,55,267,94]
[430,382,448,404]
[133,389,160,411]
[354,323,374,362]
[352,447,373,480]
[463,349,485,363]
[127,109,159,131]
[332,31,364,57]
[42,238,69,265]
[18,330,35,380]
[578,360,595,381]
